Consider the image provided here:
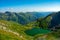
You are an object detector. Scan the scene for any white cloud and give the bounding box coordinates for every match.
[0,5,60,12]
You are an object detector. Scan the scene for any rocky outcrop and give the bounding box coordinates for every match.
[48,11,60,31]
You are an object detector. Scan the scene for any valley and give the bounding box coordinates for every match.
[0,11,60,40]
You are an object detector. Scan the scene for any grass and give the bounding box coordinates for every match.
[0,20,34,40]
[0,20,59,40]
[0,30,22,40]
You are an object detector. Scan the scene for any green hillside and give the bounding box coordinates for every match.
[0,20,59,40]
[0,12,60,40]
[0,20,34,40]
[0,30,22,40]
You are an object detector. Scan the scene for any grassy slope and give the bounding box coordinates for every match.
[0,30,22,40]
[0,20,59,40]
[0,20,34,40]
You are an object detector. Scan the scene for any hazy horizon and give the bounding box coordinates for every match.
[0,0,60,12]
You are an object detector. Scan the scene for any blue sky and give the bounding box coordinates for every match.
[0,0,60,12]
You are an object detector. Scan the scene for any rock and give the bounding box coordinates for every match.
[49,11,60,30]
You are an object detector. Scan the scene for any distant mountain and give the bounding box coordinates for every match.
[0,11,51,24]
[26,12,52,18]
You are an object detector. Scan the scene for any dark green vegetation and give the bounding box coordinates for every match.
[0,11,60,40]
[48,12,60,38]
[37,11,60,38]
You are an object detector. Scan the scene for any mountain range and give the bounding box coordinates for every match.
[0,11,51,24]
[0,11,60,40]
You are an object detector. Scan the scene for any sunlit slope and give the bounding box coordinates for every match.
[0,30,23,40]
[0,20,34,40]
[0,20,59,40]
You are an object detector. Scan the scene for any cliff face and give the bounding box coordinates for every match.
[48,12,60,30]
